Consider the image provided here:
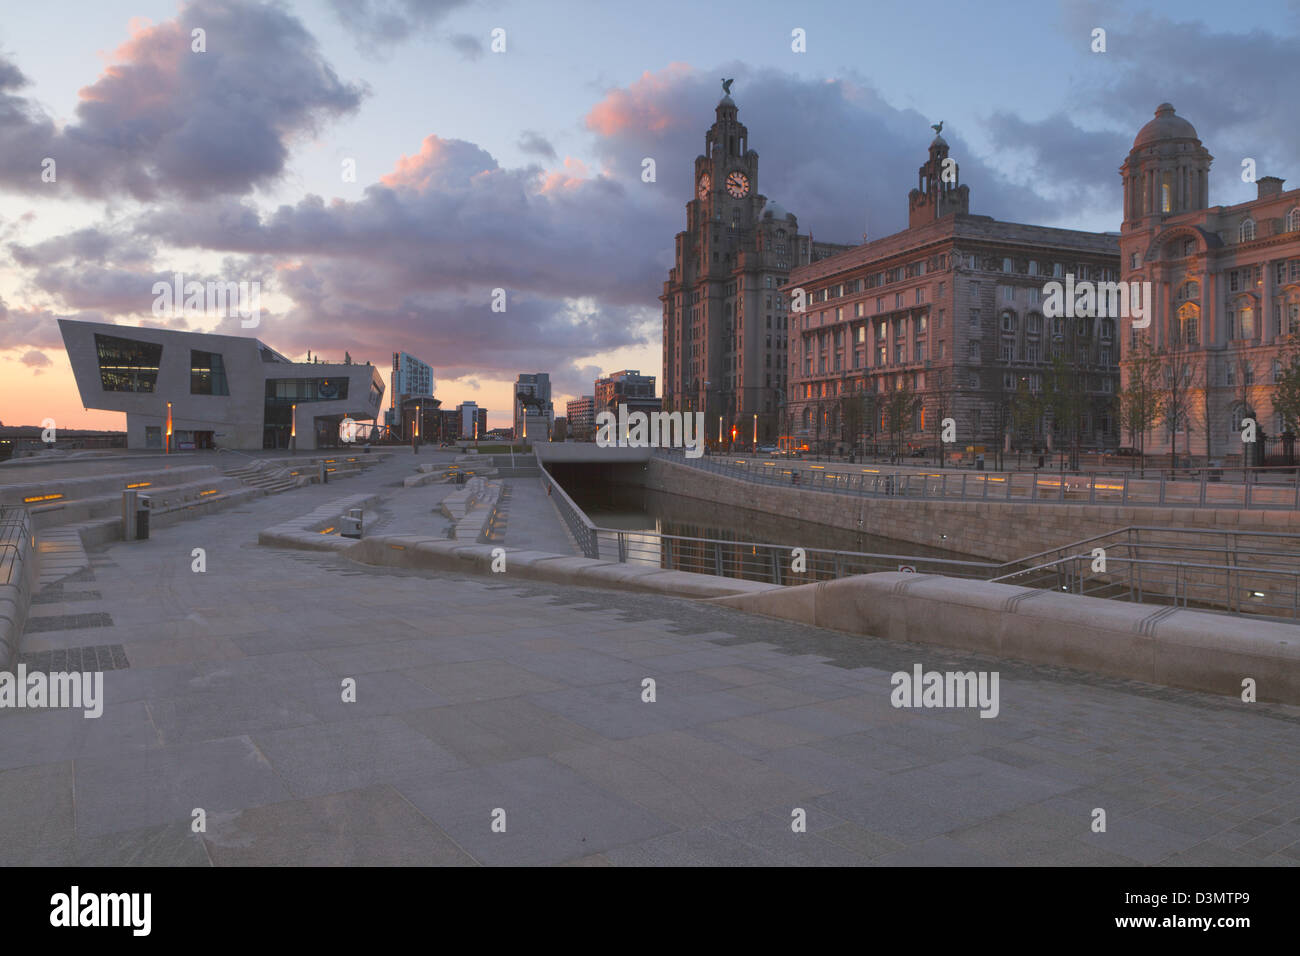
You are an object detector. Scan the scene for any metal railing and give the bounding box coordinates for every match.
[653,449,1300,510]
[538,466,600,559]
[591,527,1000,585]
[993,553,1300,620]
[0,505,33,586]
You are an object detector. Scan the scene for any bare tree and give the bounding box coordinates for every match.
[1158,343,1197,469]
[1120,336,1162,476]
[883,378,920,461]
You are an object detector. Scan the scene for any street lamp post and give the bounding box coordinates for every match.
[289,403,296,455]
[165,401,173,455]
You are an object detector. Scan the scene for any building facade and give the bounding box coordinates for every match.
[594,370,660,416]
[513,372,553,441]
[660,84,849,446]
[456,401,487,440]
[60,319,385,450]
[786,132,1121,457]
[1118,103,1300,461]
[388,351,435,432]
[566,395,595,440]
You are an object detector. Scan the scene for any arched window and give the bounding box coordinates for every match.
[1288,208,1300,233]
[1177,279,1200,302]
[1177,302,1200,346]
[1239,218,1256,242]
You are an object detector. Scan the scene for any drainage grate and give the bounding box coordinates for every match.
[30,590,102,605]
[23,612,114,634]
[18,644,129,672]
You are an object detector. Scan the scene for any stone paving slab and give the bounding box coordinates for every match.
[2,450,1299,865]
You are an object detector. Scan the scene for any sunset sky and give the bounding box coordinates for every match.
[1,0,1297,430]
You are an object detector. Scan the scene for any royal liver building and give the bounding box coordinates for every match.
[660,81,847,446]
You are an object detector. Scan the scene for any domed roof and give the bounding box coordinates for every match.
[930,133,948,149]
[718,94,735,107]
[762,199,793,221]
[1133,103,1199,148]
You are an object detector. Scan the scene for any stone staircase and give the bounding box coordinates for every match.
[221,458,302,494]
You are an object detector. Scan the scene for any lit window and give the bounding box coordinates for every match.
[1240,218,1257,242]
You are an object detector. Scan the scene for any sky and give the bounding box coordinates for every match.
[1,0,1298,430]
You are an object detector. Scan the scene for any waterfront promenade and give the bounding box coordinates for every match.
[2,451,1299,865]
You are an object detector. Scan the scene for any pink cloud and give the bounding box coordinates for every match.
[381,135,498,192]
[584,62,695,137]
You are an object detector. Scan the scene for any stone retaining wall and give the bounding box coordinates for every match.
[644,458,1300,563]
[709,572,1300,705]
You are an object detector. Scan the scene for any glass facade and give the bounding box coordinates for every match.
[96,333,162,392]
[190,350,229,395]
[263,378,350,448]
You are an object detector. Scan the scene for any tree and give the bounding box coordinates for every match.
[1041,352,1088,470]
[1009,377,1040,454]
[840,389,867,457]
[1158,343,1197,469]
[1120,337,1161,476]
[883,378,919,461]
[1273,337,1300,435]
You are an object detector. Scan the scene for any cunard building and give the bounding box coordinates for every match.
[660,82,849,446]
[786,127,1120,457]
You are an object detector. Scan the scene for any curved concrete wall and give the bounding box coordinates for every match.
[709,572,1300,704]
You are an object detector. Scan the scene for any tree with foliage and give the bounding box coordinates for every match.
[1272,337,1300,463]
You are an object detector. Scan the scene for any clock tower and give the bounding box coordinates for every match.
[661,82,846,447]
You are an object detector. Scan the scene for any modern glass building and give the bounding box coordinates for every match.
[59,319,385,450]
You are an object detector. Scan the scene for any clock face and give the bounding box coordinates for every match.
[698,174,711,199]
[726,171,750,198]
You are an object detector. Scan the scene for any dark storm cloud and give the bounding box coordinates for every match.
[0,0,364,201]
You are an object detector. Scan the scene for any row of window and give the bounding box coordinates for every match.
[96,334,230,397]
[1239,208,1300,242]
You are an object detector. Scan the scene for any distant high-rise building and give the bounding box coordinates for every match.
[594,370,661,417]
[566,395,595,440]
[457,401,487,440]
[390,351,435,430]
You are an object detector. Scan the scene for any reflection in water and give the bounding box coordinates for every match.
[565,482,986,581]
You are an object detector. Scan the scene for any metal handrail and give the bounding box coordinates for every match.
[653,448,1300,511]
[537,463,599,559]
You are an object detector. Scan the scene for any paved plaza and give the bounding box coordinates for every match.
[3,452,1300,866]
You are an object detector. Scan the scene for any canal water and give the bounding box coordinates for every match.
[562,481,985,568]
